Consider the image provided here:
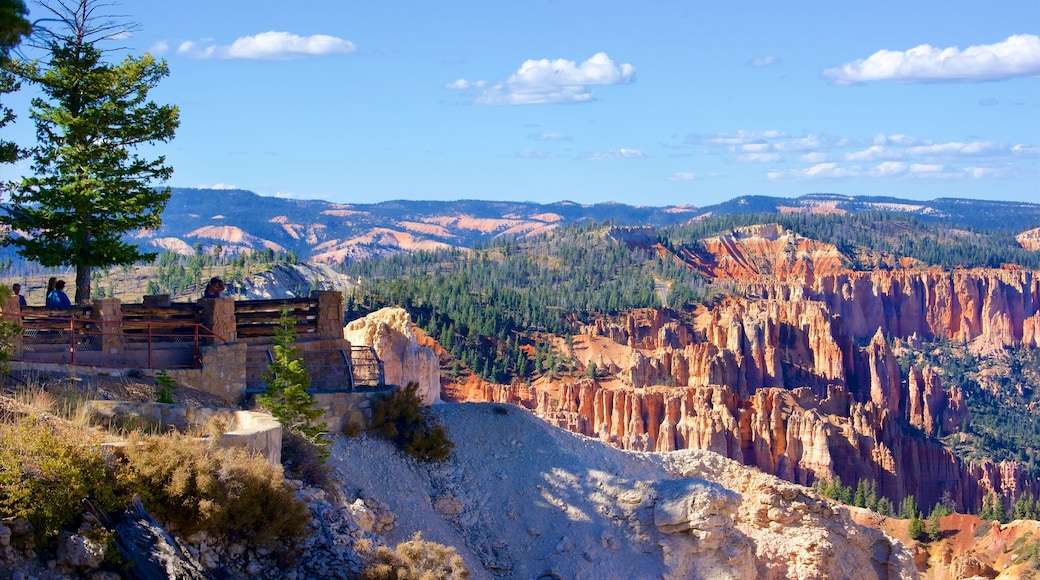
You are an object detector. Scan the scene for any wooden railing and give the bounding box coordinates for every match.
[234,298,319,341]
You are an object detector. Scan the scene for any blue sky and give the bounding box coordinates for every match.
[7,0,1040,207]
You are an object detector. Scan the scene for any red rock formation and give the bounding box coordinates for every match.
[446,279,1038,512]
[686,224,850,280]
[745,268,1040,349]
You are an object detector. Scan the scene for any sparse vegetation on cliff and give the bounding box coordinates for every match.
[0,414,123,546]
[903,342,1040,478]
[371,382,453,462]
[116,432,309,545]
[359,532,470,579]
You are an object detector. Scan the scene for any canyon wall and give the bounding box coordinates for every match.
[448,268,1040,512]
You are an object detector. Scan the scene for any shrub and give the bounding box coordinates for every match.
[908,516,927,542]
[360,532,469,579]
[154,370,178,404]
[371,383,453,462]
[281,428,332,491]
[0,286,18,375]
[115,433,308,545]
[0,415,123,546]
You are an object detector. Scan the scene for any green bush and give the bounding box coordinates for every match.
[0,415,123,546]
[371,383,453,462]
[908,516,927,542]
[115,433,309,545]
[154,370,178,404]
[361,532,469,579]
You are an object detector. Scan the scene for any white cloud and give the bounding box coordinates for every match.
[449,53,636,105]
[1012,144,1040,157]
[768,162,857,181]
[149,40,169,54]
[178,31,356,60]
[846,145,902,161]
[445,78,485,90]
[905,141,1000,156]
[962,167,1001,178]
[873,133,927,147]
[689,130,786,146]
[774,134,823,151]
[873,161,907,175]
[739,142,771,153]
[749,55,779,67]
[735,153,782,163]
[516,150,555,159]
[669,172,696,181]
[585,148,645,160]
[199,183,239,190]
[822,34,1040,84]
[529,132,572,142]
[698,128,1033,184]
[909,163,944,173]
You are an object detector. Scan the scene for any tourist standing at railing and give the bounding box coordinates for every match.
[47,280,72,309]
[203,277,226,299]
[12,283,26,307]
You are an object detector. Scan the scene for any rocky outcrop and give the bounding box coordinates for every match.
[344,307,441,405]
[682,224,850,280]
[1018,227,1040,251]
[745,268,1040,350]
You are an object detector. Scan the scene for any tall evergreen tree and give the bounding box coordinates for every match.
[0,0,178,303]
[0,0,31,165]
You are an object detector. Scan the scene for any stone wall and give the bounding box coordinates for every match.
[312,388,394,434]
[85,401,282,466]
[167,342,248,404]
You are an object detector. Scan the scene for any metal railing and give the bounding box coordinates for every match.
[15,315,226,369]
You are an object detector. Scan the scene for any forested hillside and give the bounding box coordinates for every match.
[340,223,711,383]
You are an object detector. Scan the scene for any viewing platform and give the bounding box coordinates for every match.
[2,291,384,404]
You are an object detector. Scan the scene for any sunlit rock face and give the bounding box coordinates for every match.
[344,307,441,405]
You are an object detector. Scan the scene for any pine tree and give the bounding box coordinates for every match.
[854,479,868,508]
[909,515,927,542]
[0,0,32,165]
[0,0,178,303]
[979,493,993,521]
[1014,494,1037,521]
[876,497,894,517]
[899,495,920,520]
[257,306,329,457]
[927,502,949,542]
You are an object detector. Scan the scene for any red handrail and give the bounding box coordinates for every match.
[14,315,228,369]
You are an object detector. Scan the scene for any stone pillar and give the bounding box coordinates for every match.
[91,298,123,357]
[2,294,23,356]
[198,297,237,343]
[316,291,344,340]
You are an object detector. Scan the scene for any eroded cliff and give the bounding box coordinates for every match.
[447,265,1040,512]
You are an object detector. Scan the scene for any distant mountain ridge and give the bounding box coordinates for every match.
[131,189,1040,263]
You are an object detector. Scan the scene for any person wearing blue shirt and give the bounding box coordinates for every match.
[46,280,72,309]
